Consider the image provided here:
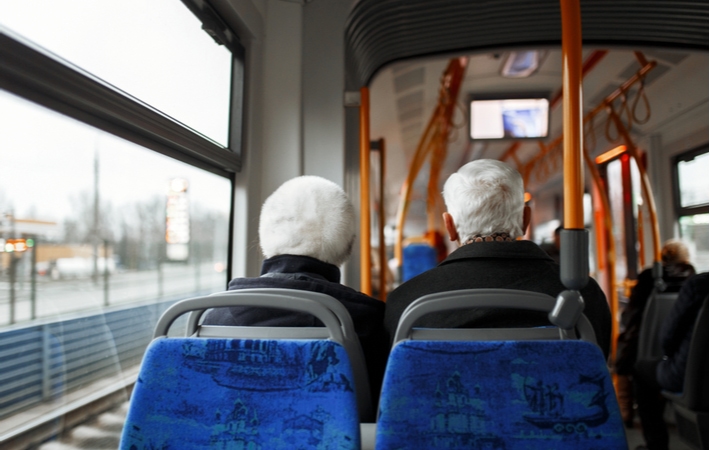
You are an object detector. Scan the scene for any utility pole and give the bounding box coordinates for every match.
[92,145,100,285]
[103,239,109,306]
[30,235,37,320]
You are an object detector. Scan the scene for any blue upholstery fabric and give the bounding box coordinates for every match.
[120,338,360,449]
[376,340,626,449]
[403,244,437,282]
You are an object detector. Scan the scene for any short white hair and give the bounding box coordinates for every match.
[443,159,525,240]
[259,176,356,266]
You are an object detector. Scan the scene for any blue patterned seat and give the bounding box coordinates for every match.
[376,289,626,449]
[120,290,361,449]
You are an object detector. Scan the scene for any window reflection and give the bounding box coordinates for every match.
[0,89,231,326]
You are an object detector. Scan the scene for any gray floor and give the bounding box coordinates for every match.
[624,411,695,450]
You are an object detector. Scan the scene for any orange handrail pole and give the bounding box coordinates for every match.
[584,148,620,365]
[378,138,387,301]
[607,110,662,263]
[359,86,372,295]
[560,0,585,230]
[394,57,467,267]
[394,112,439,265]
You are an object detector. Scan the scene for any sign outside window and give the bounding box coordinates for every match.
[166,178,190,261]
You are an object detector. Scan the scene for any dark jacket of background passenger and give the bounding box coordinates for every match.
[614,262,695,375]
[385,240,612,358]
[656,272,708,391]
[202,254,388,406]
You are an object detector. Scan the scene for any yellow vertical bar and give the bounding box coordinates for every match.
[560,0,584,229]
[359,86,372,295]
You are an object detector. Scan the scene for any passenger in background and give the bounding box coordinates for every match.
[614,240,695,426]
[203,176,388,405]
[633,272,708,450]
[540,225,562,264]
[384,159,612,357]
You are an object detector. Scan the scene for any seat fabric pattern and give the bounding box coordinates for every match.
[376,340,626,449]
[120,338,360,449]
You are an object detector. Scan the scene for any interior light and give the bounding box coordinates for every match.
[524,192,532,203]
[595,145,627,165]
[501,51,543,78]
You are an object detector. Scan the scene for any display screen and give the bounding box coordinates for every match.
[469,97,549,139]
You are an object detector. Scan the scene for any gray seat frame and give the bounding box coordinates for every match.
[392,288,597,345]
[662,297,709,450]
[153,288,373,422]
[637,291,679,361]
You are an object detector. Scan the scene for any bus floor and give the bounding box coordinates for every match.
[32,402,693,450]
[624,408,694,450]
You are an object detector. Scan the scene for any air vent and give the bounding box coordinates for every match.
[643,49,690,65]
[394,67,425,94]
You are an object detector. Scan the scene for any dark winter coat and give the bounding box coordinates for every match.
[385,240,612,357]
[202,254,388,405]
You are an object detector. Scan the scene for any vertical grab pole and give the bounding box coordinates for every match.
[559,0,589,292]
[359,87,372,295]
[549,0,589,333]
[561,0,584,232]
[378,138,387,301]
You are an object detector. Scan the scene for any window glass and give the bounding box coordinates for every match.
[679,214,709,273]
[0,88,231,324]
[0,0,232,146]
[677,152,709,208]
[607,159,627,286]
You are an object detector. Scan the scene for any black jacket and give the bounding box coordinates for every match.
[657,272,708,391]
[202,254,388,405]
[614,262,695,374]
[385,240,612,358]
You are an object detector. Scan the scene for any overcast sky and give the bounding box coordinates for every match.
[0,0,233,224]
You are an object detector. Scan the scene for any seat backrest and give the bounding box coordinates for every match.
[637,291,679,361]
[376,289,626,449]
[119,289,364,449]
[679,296,709,411]
[120,337,360,449]
[175,288,372,421]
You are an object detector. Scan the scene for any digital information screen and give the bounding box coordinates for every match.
[470,97,549,139]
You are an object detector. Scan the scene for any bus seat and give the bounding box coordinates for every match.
[376,289,626,449]
[402,243,437,282]
[637,291,679,361]
[119,290,362,449]
[662,296,709,450]
[183,288,373,422]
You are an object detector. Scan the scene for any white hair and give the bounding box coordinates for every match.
[443,159,525,240]
[259,176,356,266]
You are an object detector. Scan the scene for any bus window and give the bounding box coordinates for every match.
[674,149,709,272]
[0,88,232,324]
[606,155,642,287]
[0,0,233,146]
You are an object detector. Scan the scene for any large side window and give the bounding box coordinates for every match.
[673,146,709,272]
[0,1,242,440]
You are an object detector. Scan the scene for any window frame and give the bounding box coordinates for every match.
[671,144,709,218]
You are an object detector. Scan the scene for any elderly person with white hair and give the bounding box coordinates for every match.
[203,176,388,403]
[384,159,611,357]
